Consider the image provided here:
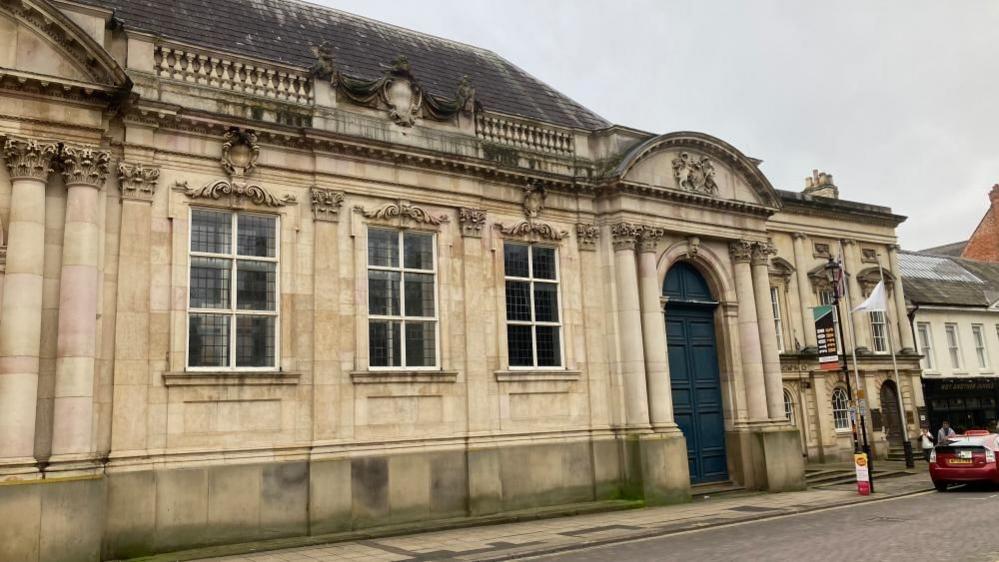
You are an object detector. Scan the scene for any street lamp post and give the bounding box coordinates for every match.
[825,257,875,492]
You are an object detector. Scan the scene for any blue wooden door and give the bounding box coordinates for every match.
[664,263,728,484]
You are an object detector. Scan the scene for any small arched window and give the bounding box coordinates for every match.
[832,388,850,430]
[783,390,795,426]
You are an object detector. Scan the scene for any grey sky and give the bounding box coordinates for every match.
[319,0,999,250]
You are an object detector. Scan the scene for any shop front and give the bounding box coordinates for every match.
[924,378,999,434]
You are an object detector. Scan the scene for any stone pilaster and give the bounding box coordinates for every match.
[887,244,915,352]
[791,233,817,350]
[109,162,159,455]
[730,240,767,421]
[0,136,58,467]
[842,240,870,352]
[751,241,785,420]
[612,223,650,430]
[50,145,110,465]
[637,226,675,432]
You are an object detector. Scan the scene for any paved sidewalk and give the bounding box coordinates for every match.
[164,471,933,562]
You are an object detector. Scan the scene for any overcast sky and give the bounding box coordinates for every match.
[318,0,999,250]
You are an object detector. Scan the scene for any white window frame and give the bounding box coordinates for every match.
[832,387,851,431]
[818,289,836,306]
[783,390,795,426]
[917,322,935,371]
[503,243,565,370]
[770,286,785,353]
[366,228,440,371]
[945,323,962,370]
[972,323,989,370]
[869,310,888,353]
[186,208,280,372]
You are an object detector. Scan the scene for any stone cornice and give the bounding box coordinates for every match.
[607,181,775,219]
[1,136,58,181]
[61,144,111,188]
[121,105,594,196]
[117,162,160,201]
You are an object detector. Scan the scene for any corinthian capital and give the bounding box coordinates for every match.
[2,136,58,181]
[729,240,754,263]
[750,240,777,266]
[118,162,160,202]
[638,225,666,253]
[611,222,642,251]
[61,145,111,188]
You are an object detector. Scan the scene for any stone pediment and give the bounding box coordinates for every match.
[0,0,129,89]
[612,131,782,210]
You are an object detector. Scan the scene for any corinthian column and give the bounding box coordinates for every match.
[791,233,817,350]
[0,137,58,464]
[49,145,110,463]
[750,241,785,420]
[637,227,675,431]
[730,240,768,421]
[612,223,651,430]
[887,244,915,352]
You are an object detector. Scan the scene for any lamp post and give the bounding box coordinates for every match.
[825,257,875,492]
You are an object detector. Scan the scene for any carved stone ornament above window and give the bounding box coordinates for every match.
[686,236,701,259]
[813,242,832,259]
[354,200,449,226]
[177,127,296,208]
[458,207,487,238]
[311,187,345,222]
[575,223,599,251]
[494,182,567,242]
[118,162,160,202]
[861,247,879,264]
[316,50,476,127]
[672,152,719,196]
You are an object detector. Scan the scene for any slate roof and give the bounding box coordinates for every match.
[899,251,999,308]
[919,240,968,257]
[75,0,610,130]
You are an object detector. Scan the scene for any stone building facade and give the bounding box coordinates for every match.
[0,0,921,559]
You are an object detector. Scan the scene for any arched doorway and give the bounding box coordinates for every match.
[881,380,904,449]
[664,262,728,484]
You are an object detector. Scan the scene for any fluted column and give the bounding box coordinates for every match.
[50,145,110,461]
[751,241,785,420]
[887,244,915,352]
[637,227,675,431]
[791,233,817,350]
[842,240,870,351]
[730,241,767,421]
[612,223,650,430]
[0,137,58,463]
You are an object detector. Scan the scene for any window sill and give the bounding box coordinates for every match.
[495,370,581,382]
[163,371,301,386]
[350,370,458,384]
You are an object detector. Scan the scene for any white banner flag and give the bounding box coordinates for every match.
[853,280,887,312]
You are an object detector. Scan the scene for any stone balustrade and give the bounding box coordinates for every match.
[476,113,575,156]
[154,45,313,104]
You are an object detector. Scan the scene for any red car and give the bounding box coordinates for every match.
[930,432,999,491]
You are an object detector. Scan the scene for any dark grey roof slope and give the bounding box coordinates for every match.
[899,251,999,308]
[76,0,609,130]
[918,240,968,257]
